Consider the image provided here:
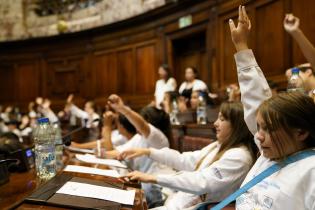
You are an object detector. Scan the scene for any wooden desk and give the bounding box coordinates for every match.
[0,152,147,210]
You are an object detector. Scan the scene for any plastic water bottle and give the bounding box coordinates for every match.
[197,93,207,125]
[33,118,56,180]
[53,123,63,171]
[287,68,305,93]
[170,99,180,125]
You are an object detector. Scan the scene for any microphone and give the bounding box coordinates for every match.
[61,118,100,146]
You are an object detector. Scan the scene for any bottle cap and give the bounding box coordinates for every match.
[37,117,49,124]
[291,67,299,74]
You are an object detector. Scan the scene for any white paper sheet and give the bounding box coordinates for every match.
[56,181,135,205]
[66,146,95,154]
[75,154,127,168]
[63,165,121,178]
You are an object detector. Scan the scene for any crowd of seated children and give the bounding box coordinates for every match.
[119,101,258,210]
[1,5,315,210]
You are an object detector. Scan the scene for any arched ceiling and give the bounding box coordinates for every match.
[0,0,167,41]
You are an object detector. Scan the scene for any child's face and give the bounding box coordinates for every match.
[214,112,232,144]
[256,112,303,159]
[255,113,277,159]
[190,91,199,109]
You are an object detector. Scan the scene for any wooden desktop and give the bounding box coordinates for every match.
[0,151,147,210]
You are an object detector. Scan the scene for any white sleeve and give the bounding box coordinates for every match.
[144,124,169,148]
[70,104,89,119]
[42,109,59,124]
[149,147,204,171]
[156,148,252,196]
[167,78,177,91]
[234,49,272,135]
[192,80,208,92]
[178,82,186,94]
[115,140,135,153]
[154,80,159,97]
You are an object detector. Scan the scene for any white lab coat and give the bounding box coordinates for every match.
[178,79,208,94]
[70,104,100,128]
[235,49,315,210]
[155,78,177,109]
[116,124,173,175]
[149,141,253,210]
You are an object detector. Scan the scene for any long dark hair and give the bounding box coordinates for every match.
[140,106,172,143]
[160,64,172,80]
[258,92,315,158]
[211,102,258,164]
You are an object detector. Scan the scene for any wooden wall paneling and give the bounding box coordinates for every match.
[93,52,118,97]
[166,23,208,86]
[135,41,158,94]
[254,0,286,78]
[207,6,219,91]
[45,56,83,98]
[117,49,134,93]
[217,9,239,88]
[14,61,40,103]
[0,64,15,103]
[291,0,315,66]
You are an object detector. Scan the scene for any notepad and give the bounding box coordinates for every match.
[75,154,127,168]
[56,181,135,205]
[64,165,121,178]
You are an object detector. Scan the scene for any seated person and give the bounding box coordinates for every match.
[71,111,127,149]
[226,6,315,209]
[73,95,175,208]
[178,67,208,101]
[66,94,100,128]
[154,64,177,109]
[19,115,32,137]
[119,101,258,210]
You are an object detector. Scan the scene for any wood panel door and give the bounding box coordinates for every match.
[171,30,208,87]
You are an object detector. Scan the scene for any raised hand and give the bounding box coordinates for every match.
[42,99,51,109]
[123,171,157,183]
[107,94,126,113]
[229,5,251,51]
[284,14,300,33]
[117,148,150,160]
[103,110,114,126]
[66,94,74,104]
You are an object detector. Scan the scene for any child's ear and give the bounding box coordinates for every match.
[305,69,313,77]
[296,129,310,142]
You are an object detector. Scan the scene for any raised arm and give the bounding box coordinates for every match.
[119,145,206,171]
[229,6,272,135]
[108,94,151,138]
[126,148,252,198]
[102,111,114,150]
[284,14,315,69]
[70,111,115,150]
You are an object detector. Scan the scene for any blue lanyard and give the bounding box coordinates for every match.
[194,150,315,210]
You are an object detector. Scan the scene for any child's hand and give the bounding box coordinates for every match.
[107,94,126,114]
[121,171,157,183]
[284,14,300,34]
[229,5,251,52]
[67,94,74,104]
[103,111,114,126]
[118,148,150,160]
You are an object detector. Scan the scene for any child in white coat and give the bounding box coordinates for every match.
[119,101,258,210]
[228,6,315,210]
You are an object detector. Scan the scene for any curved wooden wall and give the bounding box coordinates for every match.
[0,0,314,111]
